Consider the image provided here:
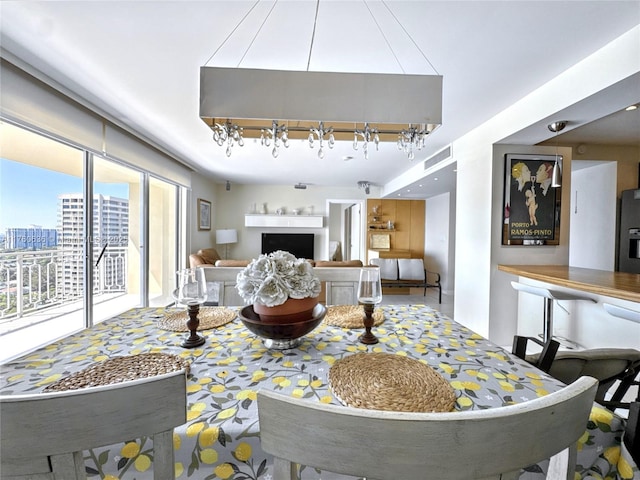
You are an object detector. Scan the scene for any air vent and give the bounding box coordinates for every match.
[423,145,452,171]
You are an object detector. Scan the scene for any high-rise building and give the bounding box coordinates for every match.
[57,194,129,297]
[4,225,57,250]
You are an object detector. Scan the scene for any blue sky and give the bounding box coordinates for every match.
[0,159,128,231]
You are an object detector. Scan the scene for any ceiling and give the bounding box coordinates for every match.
[1,1,638,199]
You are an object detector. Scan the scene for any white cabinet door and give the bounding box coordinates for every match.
[569,161,617,270]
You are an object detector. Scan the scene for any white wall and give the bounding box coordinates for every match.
[453,27,639,343]
[189,174,219,257]
[425,192,453,293]
[213,184,367,261]
[489,145,571,345]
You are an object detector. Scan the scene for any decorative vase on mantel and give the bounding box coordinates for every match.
[253,296,319,323]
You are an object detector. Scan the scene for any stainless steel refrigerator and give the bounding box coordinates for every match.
[618,188,640,274]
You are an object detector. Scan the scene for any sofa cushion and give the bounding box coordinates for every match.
[369,258,398,280]
[314,260,363,268]
[197,248,221,265]
[215,259,251,267]
[189,254,212,268]
[398,259,425,281]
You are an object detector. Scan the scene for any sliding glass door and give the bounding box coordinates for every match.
[92,156,142,323]
[0,121,182,362]
[0,121,86,361]
[148,176,178,307]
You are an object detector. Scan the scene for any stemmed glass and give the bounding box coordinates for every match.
[357,267,382,344]
[175,268,207,348]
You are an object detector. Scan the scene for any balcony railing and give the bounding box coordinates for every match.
[0,248,127,322]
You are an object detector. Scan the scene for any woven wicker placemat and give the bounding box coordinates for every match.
[328,352,455,413]
[323,305,384,328]
[158,307,236,331]
[43,353,190,392]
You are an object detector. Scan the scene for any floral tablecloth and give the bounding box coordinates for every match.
[1,304,636,479]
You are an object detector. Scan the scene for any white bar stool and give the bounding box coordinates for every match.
[511,281,596,347]
[603,303,640,324]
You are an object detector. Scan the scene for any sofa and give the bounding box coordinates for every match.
[189,248,222,268]
[199,259,365,306]
[369,258,441,303]
[190,251,361,269]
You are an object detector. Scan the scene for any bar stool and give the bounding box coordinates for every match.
[603,303,640,325]
[510,281,596,348]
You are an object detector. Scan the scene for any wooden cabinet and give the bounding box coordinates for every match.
[368,249,411,259]
[365,199,425,263]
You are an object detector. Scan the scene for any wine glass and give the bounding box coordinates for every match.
[176,268,207,348]
[357,267,382,344]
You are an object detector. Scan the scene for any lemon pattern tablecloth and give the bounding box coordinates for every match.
[1,304,636,480]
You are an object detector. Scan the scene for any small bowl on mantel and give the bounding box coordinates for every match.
[238,303,327,350]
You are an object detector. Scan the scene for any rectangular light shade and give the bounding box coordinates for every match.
[200,67,442,140]
[216,229,238,245]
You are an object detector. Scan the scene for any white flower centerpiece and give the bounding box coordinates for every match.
[236,250,321,322]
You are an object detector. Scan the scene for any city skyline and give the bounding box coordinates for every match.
[1,159,128,231]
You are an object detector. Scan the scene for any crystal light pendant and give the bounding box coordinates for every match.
[353,123,380,160]
[308,122,334,159]
[397,124,427,160]
[212,120,244,157]
[260,121,290,158]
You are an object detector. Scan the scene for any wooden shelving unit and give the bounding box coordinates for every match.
[365,199,425,263]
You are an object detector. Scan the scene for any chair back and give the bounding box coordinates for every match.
[1,369,187,479]
[625,402,640,465]
[548,348,640,409]
[258,376,597,480]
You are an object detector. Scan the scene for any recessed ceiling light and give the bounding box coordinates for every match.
[434,177,439,181]
[626,105,638,111]
[418,184,423,187]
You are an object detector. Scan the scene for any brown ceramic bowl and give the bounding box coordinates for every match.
[238,303,327,349]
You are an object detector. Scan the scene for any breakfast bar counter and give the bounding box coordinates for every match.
[498,264,640,303]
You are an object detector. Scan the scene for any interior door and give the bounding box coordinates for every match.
[349,203,361,262]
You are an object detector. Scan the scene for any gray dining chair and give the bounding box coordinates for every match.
[258,376,598,480]
[546,348,640,411]
[515,341,640,410]
[0,369,187,480]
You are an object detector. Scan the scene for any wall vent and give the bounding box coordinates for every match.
[423,145,452,171]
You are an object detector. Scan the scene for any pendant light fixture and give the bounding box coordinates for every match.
[547,121,567,187]
[199,0,442,161]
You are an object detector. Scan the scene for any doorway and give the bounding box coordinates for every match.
[326,199,365,262]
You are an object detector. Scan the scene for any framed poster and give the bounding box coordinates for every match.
[370,233,391,249]
[502,153,562,245]
[198,198,211,231]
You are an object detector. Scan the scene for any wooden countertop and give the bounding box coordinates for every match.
[498,264,640,303]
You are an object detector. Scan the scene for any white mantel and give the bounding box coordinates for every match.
[244,214,324,228]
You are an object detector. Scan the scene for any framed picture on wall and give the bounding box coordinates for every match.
[502,153,562,245]
[198,198,211,231]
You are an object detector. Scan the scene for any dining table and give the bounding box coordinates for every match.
[1,303,637,480]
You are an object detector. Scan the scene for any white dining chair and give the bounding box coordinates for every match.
[0,369,187,480]
[258,376,598,480]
